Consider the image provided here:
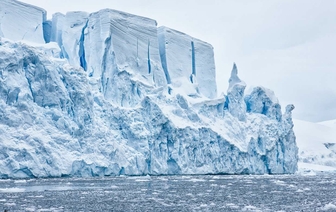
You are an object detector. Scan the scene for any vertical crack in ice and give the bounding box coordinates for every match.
[158,30,171,84]
[43,21,52,43]
[136,37,139,67]
[24,67,35,103]
[191,41,196,76]
[147,40,151,74]
[79,20,88,71]
[101,31,113,96]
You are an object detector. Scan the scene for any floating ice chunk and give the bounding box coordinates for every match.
[0,0,46,43]
[321,203,336,211]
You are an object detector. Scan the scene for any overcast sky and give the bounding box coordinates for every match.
[21,0,336,122]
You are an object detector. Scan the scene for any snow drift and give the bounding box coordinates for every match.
[0,1,298,178]
[294,119,336,173]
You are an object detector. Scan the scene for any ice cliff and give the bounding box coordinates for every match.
[0,0,298,178]
[0,0,46,43]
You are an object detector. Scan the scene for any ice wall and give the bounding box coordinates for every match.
[158,27,217,99]
[0,0,46,43]
[0,39,298,178]
[45,9,168,106]
[83,9,167,105]
[0,1,298,178]
[50,13,66,58]
[61,11,90,68]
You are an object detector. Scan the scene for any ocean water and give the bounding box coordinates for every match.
[0,174,335,211]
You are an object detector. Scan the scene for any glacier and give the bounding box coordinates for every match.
[0,0,298,178]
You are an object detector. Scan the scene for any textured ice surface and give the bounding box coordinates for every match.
[0,0,46,44]
[245,86,282,121]
[0,39,297,178]
[158,27,217,99]
[0,1,298,178]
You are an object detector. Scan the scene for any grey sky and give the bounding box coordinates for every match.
[21,0,336,122]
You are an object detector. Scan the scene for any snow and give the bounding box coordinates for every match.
[318,119,336,129]
[158,26,217,99]
[294,119,336,173]
[298,162,336,173]
[0,1,299,178]
[0,0,46,44]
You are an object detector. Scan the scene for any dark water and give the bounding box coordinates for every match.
[0,174,336,211]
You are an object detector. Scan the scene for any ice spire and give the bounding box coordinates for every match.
[228,63,245,91]
[226,63,247,121]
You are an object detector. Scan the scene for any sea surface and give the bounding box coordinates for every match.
[0,174,335,211]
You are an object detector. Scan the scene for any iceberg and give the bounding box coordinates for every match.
[0,0,298,178]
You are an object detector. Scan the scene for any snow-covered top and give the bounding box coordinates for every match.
[0,0,46,43]
[158,26,214,49]
[318,119,336,129]
[245,86,279,104]
[93,8,158,27]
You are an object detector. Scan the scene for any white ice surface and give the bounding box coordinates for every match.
[62,11,89,67]
[0,0,46,43]
[318,119,336,129]
[83,9,167,106]
[294,119,336,172]
[158,26,217,99]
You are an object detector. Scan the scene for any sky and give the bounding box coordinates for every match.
[21,0,336,122]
